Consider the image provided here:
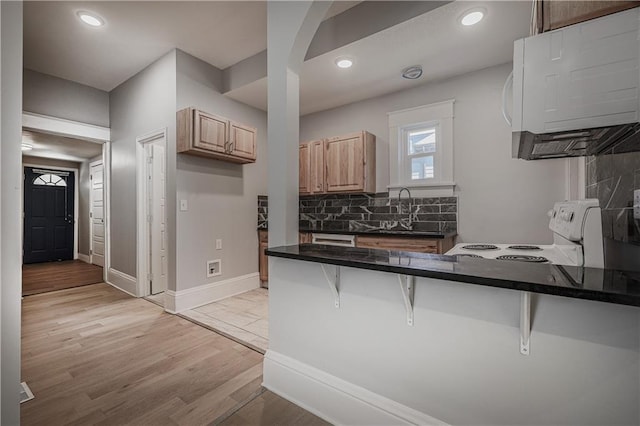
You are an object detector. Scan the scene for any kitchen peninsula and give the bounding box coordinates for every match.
[263,245,640,425]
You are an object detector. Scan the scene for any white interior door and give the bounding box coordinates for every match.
[148,141,167,294]
[90,161,105,267]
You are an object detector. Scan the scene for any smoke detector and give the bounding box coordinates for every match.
[402,65,423,80]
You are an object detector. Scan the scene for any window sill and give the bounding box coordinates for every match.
[388,182,456,197]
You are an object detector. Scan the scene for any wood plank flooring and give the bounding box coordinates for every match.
[21,283,263,425]
[221,391,330,426]
[22,260,103,296]
[21,283,328,425]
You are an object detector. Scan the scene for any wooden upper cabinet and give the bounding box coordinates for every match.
[177,107,257,164]
[309,140,325,193]
[193,110,228,154]
[299,140,325,194]
[299,143,311,194]
[537,1,639,32]
[325,131,375,193]
[229,121,257,162]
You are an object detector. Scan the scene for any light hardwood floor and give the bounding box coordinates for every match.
[22,283,264,425]
[221,391,329,426]
[21,282,327,425]
[22,260,103,296]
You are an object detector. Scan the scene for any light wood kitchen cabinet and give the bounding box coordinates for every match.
[258,230,268,286]
[356,235,455,254]
[299,232,312,244]
[299,143,310,194]
[325,131,375,193]
[299,140,325,195]
[258,231,314,283]
[536,1,639,32]
[177,107,257,164]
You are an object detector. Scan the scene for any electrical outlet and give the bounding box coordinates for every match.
[216,239,222,250]
[207,259,221,277]
[634,189,640,220]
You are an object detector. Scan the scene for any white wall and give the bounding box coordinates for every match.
[23,69,110,127]
[109,50,177,289]
[1,1,22,423]
[300,63,567,244]
[266,258,640,425]
[175,50,267,291]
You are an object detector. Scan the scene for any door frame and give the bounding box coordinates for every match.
[136,128,167,298]
[22,164,79,262]
[89,159,104,266]
[22,112,111,282]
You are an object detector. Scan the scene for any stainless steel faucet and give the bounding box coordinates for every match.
[398,187,413,230]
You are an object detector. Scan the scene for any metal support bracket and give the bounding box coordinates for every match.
[520,291,531,356]
[320,264,340,308]
[397,274,415,326]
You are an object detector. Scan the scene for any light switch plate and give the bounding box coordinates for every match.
[634,189,640,220]
[180,199,188,211]
[215,239,222,250]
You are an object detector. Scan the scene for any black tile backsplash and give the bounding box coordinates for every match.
[257,193,458,234]
[257,195,268,229]
[586,151,640,271]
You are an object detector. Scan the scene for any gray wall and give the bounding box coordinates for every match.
[300,63,568,244]
[109,50,177,283]
[176,50,268,291]
[268,258,640,425]
[23,69,110,127]
[21,155,91,257]
[22,155,78,170]
[1,1,23,423]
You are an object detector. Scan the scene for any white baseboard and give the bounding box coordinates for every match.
[263,350,449,426]
[165,272,260,314]
[106,268,138,297]
[77,253,90,263]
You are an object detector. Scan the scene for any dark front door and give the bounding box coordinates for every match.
[23,167,75,264]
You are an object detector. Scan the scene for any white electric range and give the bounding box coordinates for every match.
[446,199,605,268]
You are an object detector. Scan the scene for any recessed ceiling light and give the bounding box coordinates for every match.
[21,143,33,151]
[460,9,485,26]
[77,11,104,27]
[335,57,353,69]
[402,65,423,80]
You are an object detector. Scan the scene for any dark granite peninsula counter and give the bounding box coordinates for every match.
[266,244,640,307]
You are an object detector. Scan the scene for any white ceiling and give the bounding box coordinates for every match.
[227,1,532,115]
[24,1,531,115]
[24,1,268,91]
[22,130,103,162]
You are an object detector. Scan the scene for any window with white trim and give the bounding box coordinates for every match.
[33,174,67,187]
[388,100,455,192]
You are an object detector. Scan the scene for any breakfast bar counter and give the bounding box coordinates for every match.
[266,244,640,307]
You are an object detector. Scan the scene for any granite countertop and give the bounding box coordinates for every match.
[265,244,640,308]
[257,227,456,239]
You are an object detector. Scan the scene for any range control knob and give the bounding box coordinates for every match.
[547,209,556,218]
[568,212,574,222]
